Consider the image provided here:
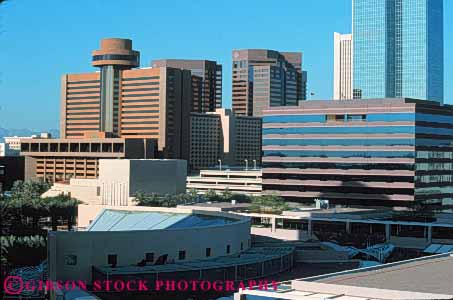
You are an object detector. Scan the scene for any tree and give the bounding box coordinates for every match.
[0,194,11,234]
[249,194,288,214]
[10,180,50,201]
[230,193,251,203]
[133,192,161,206]
[205,189,221,202]
[41,195,80,231]
[188,188,198,199]
[221,188,233,202]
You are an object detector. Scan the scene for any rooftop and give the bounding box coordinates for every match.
[239,206,453,226]
[177,202,252,212]
[263,98,453,112]
[307,253,453,295]
[87,209,237,231]
[235,253,453,300]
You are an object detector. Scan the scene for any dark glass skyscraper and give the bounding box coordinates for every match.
[353,0,444,103]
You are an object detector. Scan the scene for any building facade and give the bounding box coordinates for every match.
[353,0,444,103]
[190,108,262,170]
[43,159,187,205]
[187,169,262,195]
[20,138,156,182]
[60,38,191,160]
[262,98,453,207]
[151,59,222,112]
[0,143,19,156]
[0,156,25,192]
[232,49,306,117]
[190,112,222,170]
[235,113,263,165]
[3,133,51,151]
[333,32,353,100]
[49,206,252,283]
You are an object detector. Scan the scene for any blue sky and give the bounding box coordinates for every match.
[0,0,452,130]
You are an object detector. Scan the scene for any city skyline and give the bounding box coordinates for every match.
[1,0,452,130]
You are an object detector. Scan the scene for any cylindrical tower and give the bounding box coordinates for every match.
[92,38,140,135]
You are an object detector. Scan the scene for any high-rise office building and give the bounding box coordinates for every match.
[262,98,453,207]
[353,0,443,103]
[60,38,192,160]
[333,32,353,100]
[151,59,222,113]
[190,109,262,170]
[232,49,305,117]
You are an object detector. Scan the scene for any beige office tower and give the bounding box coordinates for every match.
[232,49,306,117]
[60,38,192,160]
[333,32,353,100]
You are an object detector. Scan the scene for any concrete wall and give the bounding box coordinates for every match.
[49,207,251,283]
[42,179,101,205]
[129,159,186,195]
[61,179,100,204]
[296,249,350,263]
[24,156,37,181]
[42,159,187,206]
[98,159,187,206]
[251,227,312,241]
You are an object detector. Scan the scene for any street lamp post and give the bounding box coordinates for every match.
[253,159,257,170]
[218,159,222,171]
[245,159,248,172]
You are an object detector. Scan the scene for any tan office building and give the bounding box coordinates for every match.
[232,49,306,116]
[60,38,191,160]
[151,59,222,112]
[20,138,156,182]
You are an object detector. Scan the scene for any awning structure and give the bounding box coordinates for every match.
[424,244,453,254]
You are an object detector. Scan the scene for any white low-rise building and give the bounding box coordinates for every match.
[43,159,187,205]
[187,168,262,195]
[0,142,19,156]
[4,133,51,152]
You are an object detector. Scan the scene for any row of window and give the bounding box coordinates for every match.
[92,54,138,62]
[262,162,415,171]
[264,173,413,183]
[263,184,413,195]
[416,163,453,171]
[65,242,245,267]
[263,138,452,147]
[263,113,453,125]
[416,175,453,184]
[264,150,415,158]
[417,151,453,159]
[263,126,453,136]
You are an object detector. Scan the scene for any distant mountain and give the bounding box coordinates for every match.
[0,127,59,142]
